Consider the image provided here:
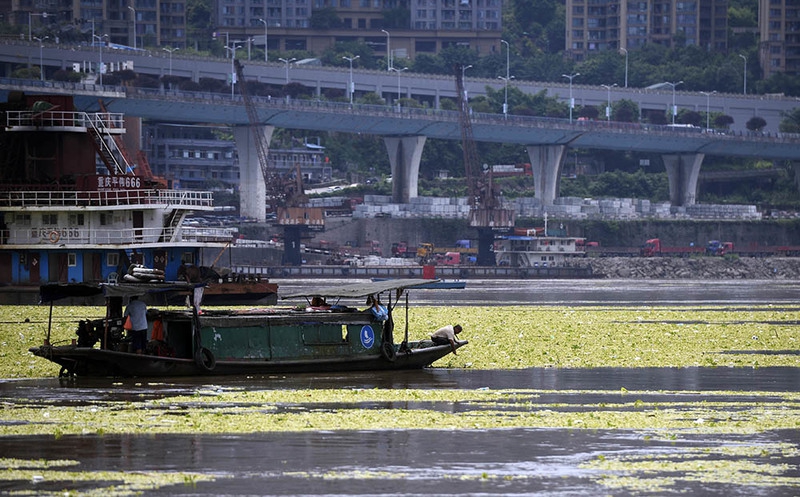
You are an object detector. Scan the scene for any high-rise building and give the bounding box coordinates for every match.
[759,0,800,78]
[216,0,502,60]
[9,0,185,49]
[565,0,727,61]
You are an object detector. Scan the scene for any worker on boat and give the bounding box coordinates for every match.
[366,295,388,321]
[431,324,463,355]
[123,296,148,354]
[309,296,331,311]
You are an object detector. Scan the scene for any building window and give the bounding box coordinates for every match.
[107,252,119,267]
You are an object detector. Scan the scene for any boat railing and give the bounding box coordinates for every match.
[5,110,126,132]
[0,225,236,246]
[0,189,214,208]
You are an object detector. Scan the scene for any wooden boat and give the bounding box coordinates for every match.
[29,279,466,378]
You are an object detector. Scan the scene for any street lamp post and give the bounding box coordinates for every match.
[227,43,243,98]
[666,80,683,124]
[92,34,107,85]
[163,47,178,75]
[258,18,268,62]
[28,12,48,42]
[699,90,716,130]
[738,54,747,95]
[279,57,296,83]
[390,67,407,105]
[501,39,511,119]
[619,47,628,88]
[381,29,392,71]
[128,6,136,50]
[34,36,47,81]
[562,72,580,123]
[342,55,359,104]
[601,83,617,121]
[461,64,472,100]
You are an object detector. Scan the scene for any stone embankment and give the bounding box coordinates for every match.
[580,257,800,279]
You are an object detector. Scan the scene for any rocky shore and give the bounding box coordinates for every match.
[580,257,800,279]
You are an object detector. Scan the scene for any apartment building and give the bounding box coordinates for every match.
[759,0,800,78]
[8,0,185,49]
[565,0,727,60]
[216,0,503,60]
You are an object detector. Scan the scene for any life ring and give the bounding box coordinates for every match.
[195,347,216,372]
[49,230,61,243]
[381,341,396,362]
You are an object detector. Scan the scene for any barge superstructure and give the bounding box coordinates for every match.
[0,92,231,285]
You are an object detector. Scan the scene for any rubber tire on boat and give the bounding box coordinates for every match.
[58,366,73,378]
[196,347,216,371]
[381,341,396,362]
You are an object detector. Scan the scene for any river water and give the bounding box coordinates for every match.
[1,279,799,496]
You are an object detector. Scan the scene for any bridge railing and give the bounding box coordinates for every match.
[3,77,799,145]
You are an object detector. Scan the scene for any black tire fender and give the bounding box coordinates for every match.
[381,341,396,362]
[196,347,216,371]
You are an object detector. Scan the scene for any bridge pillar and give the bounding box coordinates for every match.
[662,153,704,207]
[384,135,426,203]
[233,125,274,222]
[526,145,567,206]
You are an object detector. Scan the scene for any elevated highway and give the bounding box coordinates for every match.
[1,75,799,222]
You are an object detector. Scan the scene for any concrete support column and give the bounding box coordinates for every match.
[233,125,274,222]
[662,153,704,207]
[526,145,567,206]
[384,135,426,203]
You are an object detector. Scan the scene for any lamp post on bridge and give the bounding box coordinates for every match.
[381,29,392,71]
[34,36,48,81]
[258,18,268,62]
[461,64,472,101]
[92,34,108,86]
[279,57,296,84]
[227,43,243,98]
[390,66,407,105]
[28,12,48,42]
[666,80,683,124]
[342,55,359,104]
[699,91,716,130]
[619,48,628,88]
[163,47,179,76]
[738,54,747,95]
[562,72,580,123]
[500,39,511,119]
[128,6,136,50]
[601,83,617,121]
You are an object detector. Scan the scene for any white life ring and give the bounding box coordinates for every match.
[48,231,61,243]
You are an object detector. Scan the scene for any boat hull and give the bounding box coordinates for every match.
[29,341,466,377]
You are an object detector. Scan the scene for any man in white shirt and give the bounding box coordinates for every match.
[431,324,463,355]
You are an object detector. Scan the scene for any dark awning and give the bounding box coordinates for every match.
[280,279,438,300]
[39,283,103,303]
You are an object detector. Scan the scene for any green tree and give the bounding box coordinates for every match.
[746,116,767,132]
[612,99,639,122]
[779,108,800,133]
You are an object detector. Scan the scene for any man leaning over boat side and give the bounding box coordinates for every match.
[123,296,148,354]
[431,324,463,355]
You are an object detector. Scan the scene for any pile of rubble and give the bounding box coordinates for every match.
[580,257,800,279]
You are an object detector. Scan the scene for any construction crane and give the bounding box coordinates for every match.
[234,59,324,265]
[455,63,515,266]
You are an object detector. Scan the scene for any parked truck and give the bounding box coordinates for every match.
[641,238,706,257]
[417,240,477,264]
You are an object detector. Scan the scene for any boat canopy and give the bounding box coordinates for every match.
[280,279,438,300]
[39,281,203,303]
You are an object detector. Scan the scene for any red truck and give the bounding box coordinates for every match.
[641,238,706,257]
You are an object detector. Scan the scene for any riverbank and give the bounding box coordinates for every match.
[581,256,800,279]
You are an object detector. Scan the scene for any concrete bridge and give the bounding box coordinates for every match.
[1,76,799,222]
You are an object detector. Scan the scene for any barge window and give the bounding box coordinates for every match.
[68,253,77,267]
[14,214,31,226]
[107,253,119,267]
[42,213,58,225]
